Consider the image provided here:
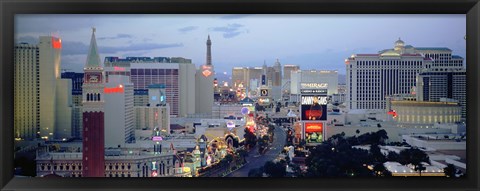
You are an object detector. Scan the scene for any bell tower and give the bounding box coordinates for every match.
[82,27,105,177]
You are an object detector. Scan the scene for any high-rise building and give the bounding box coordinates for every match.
[231,67,263,90]
[14,43,40,140]
[82,28,105,177]
[61,72,84,138]
[417,71,466,118]
[104,57,195,117]
[272,59,282,87]
[345,39,433,110]
[282,64,300,102]
[104,75,135,147]
[14,36,72,140]
[346,38,465,112]
[283,65,300,81]
[135,84,171,136]
[195,35,214,116]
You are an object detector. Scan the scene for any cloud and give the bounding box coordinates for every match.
[60,40,183,55]
[15,36,38,44]
[98,33,133,40]
[210,23,247,39]
[178,26,198,33]
[219,14,252,20]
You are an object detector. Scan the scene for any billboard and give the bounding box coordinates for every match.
[260,89,269,97]
[305,123,323,143]
[300,95,327,121]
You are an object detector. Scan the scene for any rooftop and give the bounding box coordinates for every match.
[415,47,452,51]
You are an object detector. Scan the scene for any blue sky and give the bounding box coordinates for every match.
[15,14,466,76]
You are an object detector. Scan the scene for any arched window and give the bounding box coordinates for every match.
[87,93,90,101]
[97,93,101,101]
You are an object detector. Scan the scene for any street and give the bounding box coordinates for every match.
[226,124,286,177]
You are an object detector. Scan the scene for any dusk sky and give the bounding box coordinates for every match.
[15,14,466,78]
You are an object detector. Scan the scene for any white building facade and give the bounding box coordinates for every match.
[135,84,171,136]
[104,75,135,148]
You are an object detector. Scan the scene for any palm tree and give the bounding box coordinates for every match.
[236,149,248,164]
[444,164,456,177]
[399,148,430,176]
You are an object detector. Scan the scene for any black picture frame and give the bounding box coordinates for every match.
[1,0,479,191]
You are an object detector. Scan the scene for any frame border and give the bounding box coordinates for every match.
[1,0,479,191]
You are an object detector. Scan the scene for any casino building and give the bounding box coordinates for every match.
[104,56,196,117]
[36,148,182,177]
[386,95,462,128]
[14,36,72,140]
[61,72,84,139]
[345,38,464,111]
[195,35,215,116]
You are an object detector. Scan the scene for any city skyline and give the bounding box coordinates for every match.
[15,14,466,75]
[13,15,467,178]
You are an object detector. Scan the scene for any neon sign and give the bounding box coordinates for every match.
[202,65,212,77]
[202,70,212,77]
[300,83,328,89]
[152,136,163,142]
[52,37,62,49]
[301,96,328,105]
[241,107,249,115]
[151,170,158,177]
[387,110,398,118]
[305,123,323,133]
[113,66,126,71]
[104,85,124,94]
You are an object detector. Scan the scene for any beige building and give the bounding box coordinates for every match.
[135,84,171,136]
[387,99,461,128]
[14,36,72,140]
[231,67,263,90]
[195,36,214,116]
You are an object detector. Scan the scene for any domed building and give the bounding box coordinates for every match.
[394,38,405,51]
[345,38,464,112]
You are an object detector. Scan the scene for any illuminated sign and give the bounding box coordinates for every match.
[152,136,163,142]
[300,89,328,94]
[300,83,328,89]
[202,65,212,77]
[305,123,323,143]
[113,66,126,71]
[387,110,398,118]
[151,170,158,177]
[258,98,270,106]
[305,123,323,133]
[260,89,269,97]
[301,95,327,121]
[226,121,235,130]
[301,96,328,105]
[104,85,124,94]
[202,70,212,77]
[52,37,62,49]
[241,107,249,115]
